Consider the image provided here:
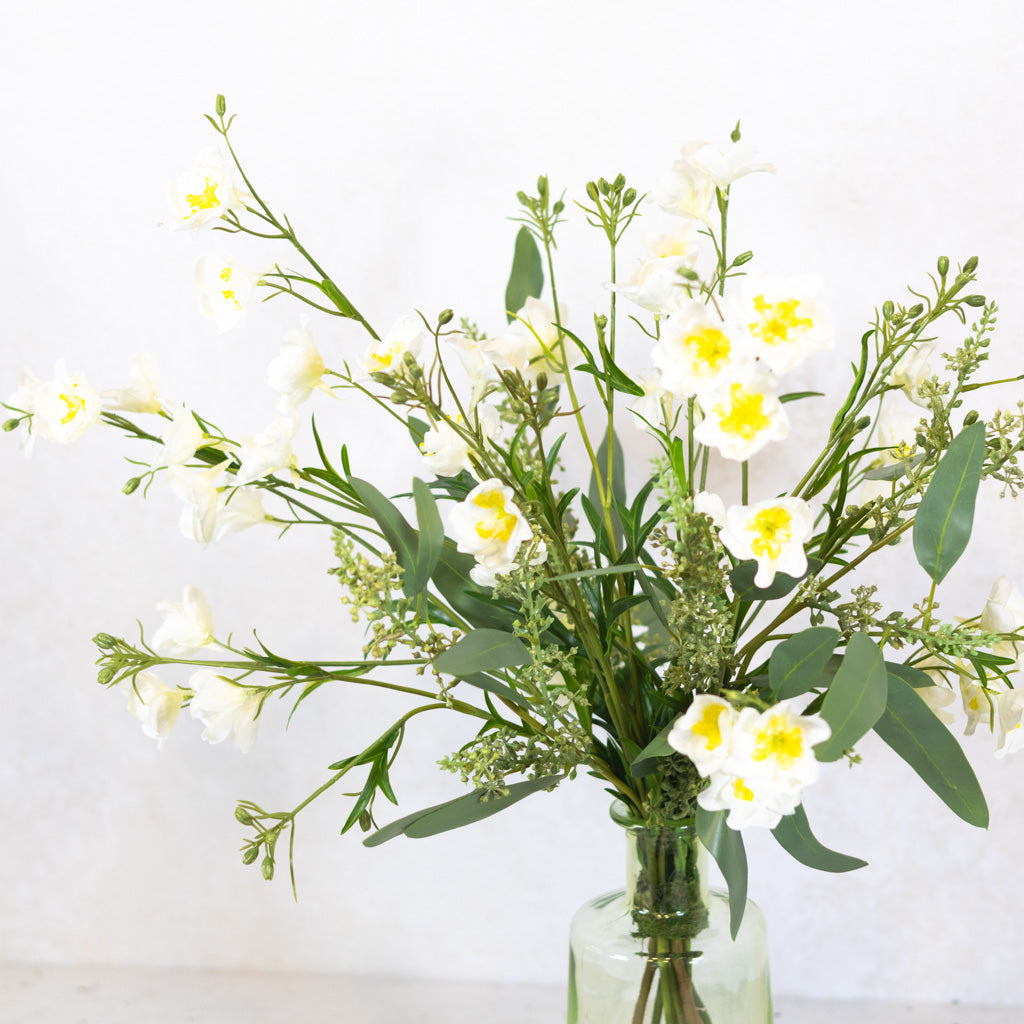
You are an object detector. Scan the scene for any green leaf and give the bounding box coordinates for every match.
[913,421,986,583]
[629,722,676,778]
[779,391,825,404]
[350,478,421,599]
[696,806,747,940]
[886,661,937,689]
[434,628,531,676]
[772,805,867,872]
[815,632,888,761]
[411,478,444,594]
[768,627,841,700]
[874,670,989,827]
[504,226,544,323]
[729,558,822,602]
[430,543,518,632]
[461,672,528,708]
[363,774,563,846]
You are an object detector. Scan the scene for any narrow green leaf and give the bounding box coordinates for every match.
[363,774,563,846]
[772,805,867,872]
[873,671,989,827]
[769,627,840,700]
[696,806,747,940]
[434,628,531,676]
[504,226,544,323]
[411,478,444,593]
[730,558,822,602]
[461,672,528,707]
[629,722,676,778]
[779,391,825,404]
[913,421,986,583]
[350,478,420,599]
[815,632,888,761]
[320,278,360,319]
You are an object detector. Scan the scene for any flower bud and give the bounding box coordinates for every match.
[358,811,373,832]
[882,300,895,320]
[964,410,980,426]
[261,855,275,881]
[516,190,530,207]
[731,121,742,143]
[242,846,259,865]
[535,372,549,392]
[963,256,979,274]
[598,177,611,196]
[937,256,949,276]
[585,181,600,203]
[390,389,412,404]
[595,314,608,331]
[122,476,141,495]
[235,806,254,825]
[552,199,565,215]
[854,415,872,432]
[677,267,699,281]
[732,251,754,267]
[964,294,987,307]
[93,633,117,649]
[536,176,548,198]
[215,94,226,117]
[916,432,928,448]
[622,188,637,206]
[2,418,19,432]
[907,303,924,318]
[97,667,115,686]
[612,173,626,191]
[437,308,454,326]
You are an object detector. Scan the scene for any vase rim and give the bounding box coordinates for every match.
[608,799,697,830]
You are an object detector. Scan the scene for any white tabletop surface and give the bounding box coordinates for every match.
[3,962,1021,1024]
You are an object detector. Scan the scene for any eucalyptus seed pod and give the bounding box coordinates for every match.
[937,256,949,276]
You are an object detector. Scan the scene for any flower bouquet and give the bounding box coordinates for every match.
[7,97,1024,1023]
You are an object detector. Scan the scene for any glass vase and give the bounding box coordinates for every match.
[567,805,772,1024]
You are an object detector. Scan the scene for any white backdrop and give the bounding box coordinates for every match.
[3,0,1024,1007]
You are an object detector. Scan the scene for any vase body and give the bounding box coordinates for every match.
[567,808,772,1024]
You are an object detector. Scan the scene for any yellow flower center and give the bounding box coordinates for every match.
[220,267,233,282]
[686,327,731,372]
[185,178,221,217]
[732,778,755,802]
[59,390,85,424]
[369,341,404,371]
[222,289,240,310]
[748,506,793,561]
[692,702,728,750]
[750,295,813,346]
[752,713,804,767]
[715,383,771,439]
[473,490,517,542]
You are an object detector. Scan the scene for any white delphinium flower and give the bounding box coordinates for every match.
[214,486,267,540]
[235,415,298,484]
[4,369,40,454]
[995,689,1024,759]
[613,222,699,315]
[719,497,814,588]
[121,671,184,750]
[697,767,801,830]
[168,462,228,545]
[980,577,1024,661]
[652,299,754,397]
[688,139,776,189]
[363,313,428,376]
[103,356,163,414]
[668,694,738,775]
[742,275,831,375]
[485,297,577,384]
[188,670,262,752]
[195,255,263,331]
[167,149,246,229]
[693,371,790,462]
[151,584,216,656]
[628,369,676,434]
[268,318,328,412]
[159,403,206,468]
[729,699,832,789]
[858,400,921,505]
[888,342,936,408]
[960,676,997,736]
[652,142,718,223]
[693,490,727,529]
[30,361,102,445]
[449,478,540,586]
[420,418,470,477]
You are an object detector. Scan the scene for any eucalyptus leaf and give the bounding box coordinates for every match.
[768,627,840,700]
[886,661,938,689]
[913,421,986,583]
[815,632,888,761]
[434,628,532,677]
[772,805,867,872]
[460,672,528,707]
[696,806,747,940]
[629,722,676,778]
[504,226,544,323]
[363,774,563,847]
[862,452,925,481]
[431,543,519,632]
[411,478,444,594]
[873,671,989,827]
[350,478,421,599]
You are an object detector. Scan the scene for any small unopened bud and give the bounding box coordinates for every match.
[536,175,548,198]
[390,389,412,404]
[916,432,928,448]
[732,250,754,267]
[516,190,530,207]
[882,300,895,320]
[964,294,987,307]
[677,267,699,281]
[371,371,396,387]
[594,314,608,330]
[585,181,600,203]
[854,416,872,432]
[2,418,18,432]
[907,303,924,318]
[358,811,373,832]
[731,120,742,143]
[535,372,549,392]
[963,256,979,274]
[122,476,141,495]
[242,846,259,865]
[612,173,626,191]
[437,308,454,326]
[261,856,275,881]
[215,94,226,117]
[622,187,637,206]
[97,667,115,686]
[552,199,565,215]
[964,410,980,426]
[937,256,949,276]
[235,806,254,826]
[598,177,611,196]
[93,633,117,650]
